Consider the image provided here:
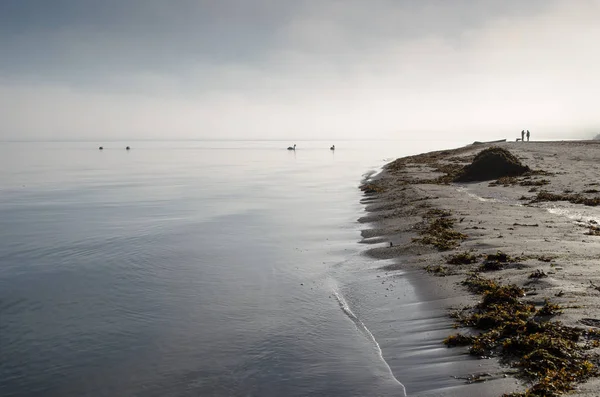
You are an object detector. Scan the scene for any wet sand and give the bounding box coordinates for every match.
[360,140,600,396]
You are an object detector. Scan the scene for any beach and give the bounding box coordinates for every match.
[360,140,600,396]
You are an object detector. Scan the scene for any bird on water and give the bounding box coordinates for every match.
[330,145,335,150]
[287,144,296,150]
[126,146,130,150]
[99,146,103,150]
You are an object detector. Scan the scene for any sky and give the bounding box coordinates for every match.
[1,0,600,142]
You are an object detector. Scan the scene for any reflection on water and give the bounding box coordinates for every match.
[0,140,470,397]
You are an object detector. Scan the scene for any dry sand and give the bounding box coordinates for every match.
[360,140,600,396]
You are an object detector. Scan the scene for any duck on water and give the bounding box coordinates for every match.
[287,144,296,150]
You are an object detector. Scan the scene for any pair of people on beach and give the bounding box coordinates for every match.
[521,130,530,142]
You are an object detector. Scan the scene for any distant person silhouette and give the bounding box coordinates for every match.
[521,130,525,141]
[526,130,530,142]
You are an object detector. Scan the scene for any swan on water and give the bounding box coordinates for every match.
[287,144,296,150]
[330,145,335,150]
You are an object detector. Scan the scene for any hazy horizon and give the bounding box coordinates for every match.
[2,0,600,142]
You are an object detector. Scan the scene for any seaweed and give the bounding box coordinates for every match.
[531,190,600,207]
[450,275,599,396]
[446,251,479,265]
[462,274,500,294]
[385,150,464,184]
[520,179,550,187]
[425,208,452,218]
[538,255,557,263]
[360,183,385,194]
[425,264,450,276]
[413,216,468,251]
[479,261,505,272]
[489,177,549,188]
[586,225,600,236]
[490,176,520,187]
[478,251,520,271]
[529,269,548,279]
[486,251,517,262]
[529,169,555,177]
[536,300,563,317]
[385,147,486,185]
[444,333,475,346]
[455,147,530,182]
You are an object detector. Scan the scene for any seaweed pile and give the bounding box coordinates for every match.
[445,274,599,396]
[455,147,530,182]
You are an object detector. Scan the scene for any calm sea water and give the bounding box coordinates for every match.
[0,140,472,397]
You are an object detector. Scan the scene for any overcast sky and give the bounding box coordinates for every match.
[1,0,599,141]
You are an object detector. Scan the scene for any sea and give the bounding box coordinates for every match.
[0,139,486,397]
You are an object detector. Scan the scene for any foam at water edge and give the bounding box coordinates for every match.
[329,280,407,396]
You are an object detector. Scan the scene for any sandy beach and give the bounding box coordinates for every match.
[360,140,600,396]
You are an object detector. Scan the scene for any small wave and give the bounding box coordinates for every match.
[330,281,407,396]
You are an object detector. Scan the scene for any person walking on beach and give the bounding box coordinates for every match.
[521,130,525,141]
[526,130,530,142]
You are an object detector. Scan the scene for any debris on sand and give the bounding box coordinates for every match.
[360,183,385,194]
[455,147,530,182]
[446,251,479,265]
[413,214,468,251]
[447,275,599,396]
[531,190,600,207]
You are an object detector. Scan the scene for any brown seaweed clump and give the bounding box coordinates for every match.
[413,216,468,251]
[478,251,521,272]
[455,147,530,182]
[360,183,385,194]
[587,225,600,236]
[445,274,599,396]
[531,191,600,207]
[425,264,451,276]
[446,251,479,265]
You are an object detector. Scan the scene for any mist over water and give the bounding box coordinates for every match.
[1,140,469,396]
[2,1,600,142]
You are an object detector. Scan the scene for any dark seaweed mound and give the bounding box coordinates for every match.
[455,147,530,182]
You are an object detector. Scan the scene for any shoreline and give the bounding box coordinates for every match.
[359,140,600,396]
